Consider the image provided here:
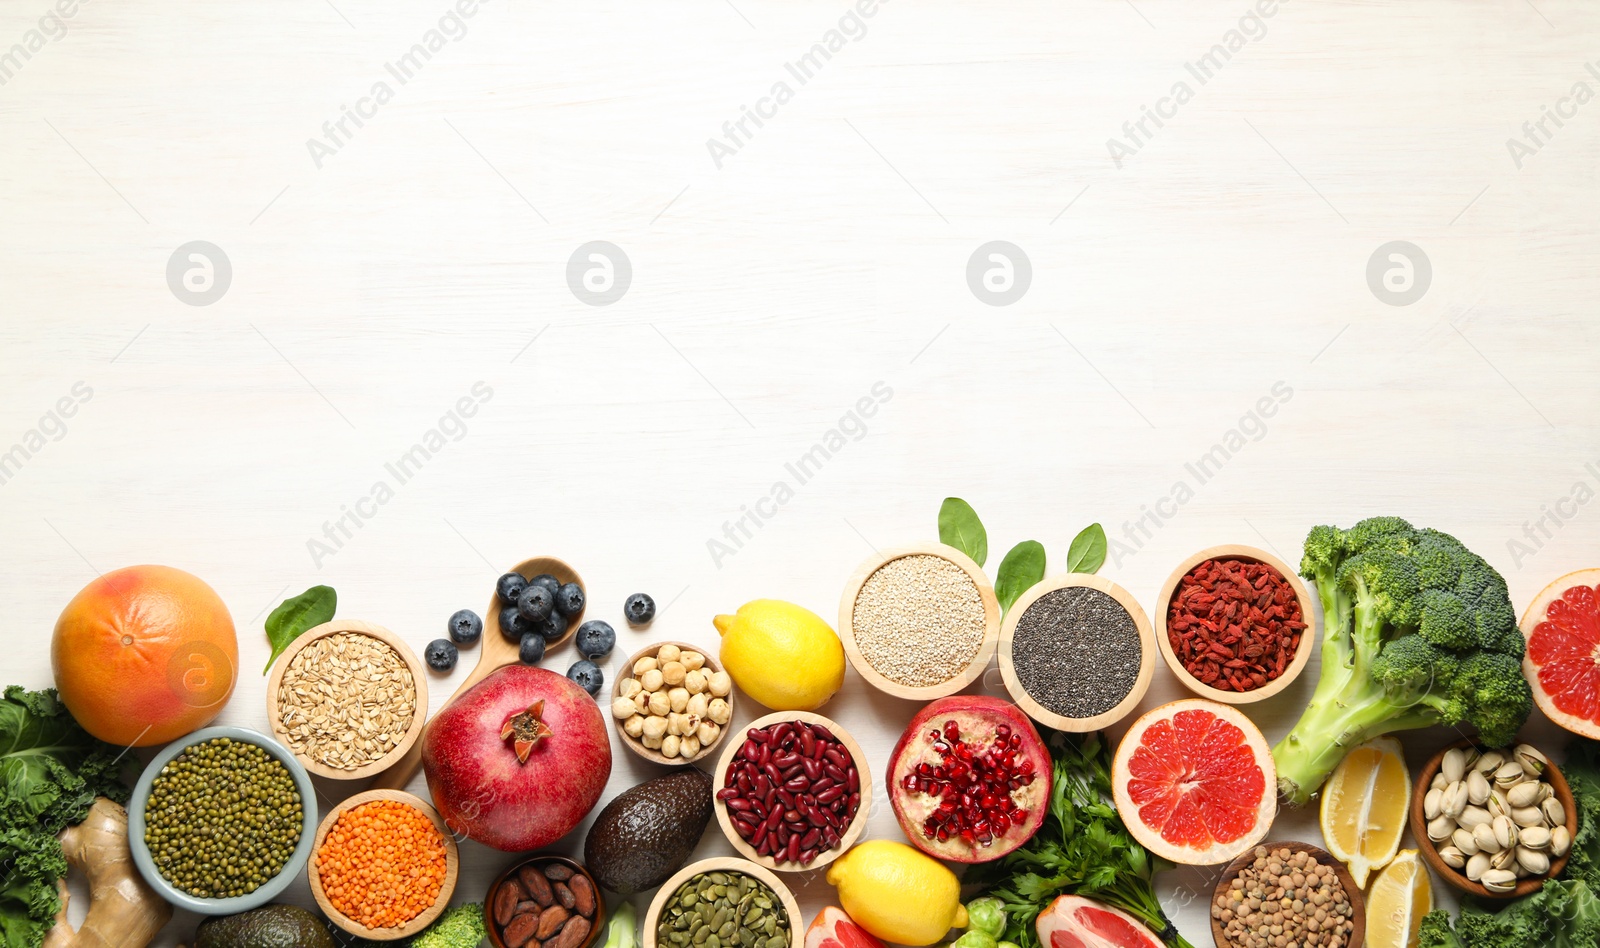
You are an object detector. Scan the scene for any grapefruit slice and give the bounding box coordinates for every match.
[1111,699,1275,865]
[805,907,887,948]
[1037,895,1164,948]
[1522,569,1600,738]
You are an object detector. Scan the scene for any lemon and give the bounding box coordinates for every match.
[713,599,844,711]
[1366,850,1431,948]
[825,840,968,945]
[1319,736,1410,889]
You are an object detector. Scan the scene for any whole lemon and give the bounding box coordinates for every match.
[825,840,969,945]
[713,599,844,711]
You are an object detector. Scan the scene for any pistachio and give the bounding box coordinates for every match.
[1428,815,1454,842]
[1443,782,1470,819]
[1438,845,1467,869]
[1442,747,1468,783]
[1543,797,1567,827]
[1475,750,1506,774]
[1517,847,1551,876]
[1459,807,1494,831]
[1514,744,1548,776]
[1507,781,1543,809]
[1466,770,1492,806]
[1512,806,1546,828]
[1481,869,1518,893]
[1431,772,1449,792]
[1494,761,1526,789]
[1424,787,1445,820]
[1490,848,1516,872]
[1493,815,1518,851]
[1552,825,1572,857]
[1473,822,1502,854]
[1465,852,1491,881]
[1452,827,1481,856]
[1520,825,1551,850]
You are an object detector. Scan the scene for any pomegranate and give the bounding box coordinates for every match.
[421,665,611,851]
[886,695,1051,863]
[1036,895,1164,948]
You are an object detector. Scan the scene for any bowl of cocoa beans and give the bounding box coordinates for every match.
[485,855,605,948]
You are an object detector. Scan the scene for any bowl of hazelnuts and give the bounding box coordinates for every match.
[610,641,734,766]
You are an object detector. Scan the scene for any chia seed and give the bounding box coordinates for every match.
[852,554,987,687]
[1011,586,1141,719]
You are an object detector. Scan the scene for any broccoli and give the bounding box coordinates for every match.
[1272,517,1533,805]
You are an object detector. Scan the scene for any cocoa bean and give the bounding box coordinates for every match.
[554,882,576,910]
[536,905,571,940]
[493,879,523,926]
[515,901,539,915]
[502,913,538,948]
[519,866,555,906]
[568,873,596,917]
[544,863,574,881]
[546,916,593,948]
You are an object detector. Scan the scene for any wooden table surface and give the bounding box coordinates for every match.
[3,0,1597,944]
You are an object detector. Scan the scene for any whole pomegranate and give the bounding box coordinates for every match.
[422,665,611,851]
[886,695,1051,863]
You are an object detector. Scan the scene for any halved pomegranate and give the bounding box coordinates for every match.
[805,907,886,948]
[1037,895,1164,948]
[886,695,1052,863]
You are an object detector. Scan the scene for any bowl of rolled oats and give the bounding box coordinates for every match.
[266,619,429,780]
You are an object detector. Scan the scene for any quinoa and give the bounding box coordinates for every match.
[852,554,987,687]
[1011,586,1141,719]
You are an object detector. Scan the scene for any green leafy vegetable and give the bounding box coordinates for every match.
[995,541,1046,614]
[263,584,337,674]
[0,686,129,948]
[967,731,1192,948]
[1065,524,1107,574]
[1561,738,1600,889]
[1419,879,1600,948]
[939,498,988,566]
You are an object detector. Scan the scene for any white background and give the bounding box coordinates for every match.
[3,0,1598,944]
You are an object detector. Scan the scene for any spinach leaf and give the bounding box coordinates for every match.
[938,497,988,566]
[995,541,1046,614]
[1066,523,1108,574]
[263,585,337,674]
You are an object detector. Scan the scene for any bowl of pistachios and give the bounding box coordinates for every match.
[1409,739,1578,899]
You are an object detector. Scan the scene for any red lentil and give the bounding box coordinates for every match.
[1167,558,1305,692]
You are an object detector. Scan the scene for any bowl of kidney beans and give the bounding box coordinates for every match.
[484,855,604,948]
[711,711,872,872]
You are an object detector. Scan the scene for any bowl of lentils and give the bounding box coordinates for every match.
[128,725,318,914]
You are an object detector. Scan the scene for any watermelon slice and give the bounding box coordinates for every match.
[1037,895,1164,948]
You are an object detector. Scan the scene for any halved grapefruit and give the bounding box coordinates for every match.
[1036,895,1164,948]
[1111,699,1275,865]
[1521,568,1600,738]
[805,907,886,948]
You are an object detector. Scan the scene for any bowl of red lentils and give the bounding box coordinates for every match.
[308,789,460,941]
[1155,545,1317,705]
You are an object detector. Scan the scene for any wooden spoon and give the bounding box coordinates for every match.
[370,556,586,791]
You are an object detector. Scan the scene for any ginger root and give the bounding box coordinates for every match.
[42,797,172,948]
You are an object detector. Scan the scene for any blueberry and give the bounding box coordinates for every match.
[499,606,533,642]
[496,572,528,605]
[623,593,656,626]
[567,660,603,697]
[425,639,458,672]
[519,632,546,665]
[555,582,586,618]
[574,620,616,660]
[516,584,553,623]
[529,573,562,597]
[537,610,569,642]
[447,609,482,646]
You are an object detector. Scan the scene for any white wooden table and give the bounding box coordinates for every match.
[3,0,1596,943]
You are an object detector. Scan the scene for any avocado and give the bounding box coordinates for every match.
[583,767,713,895]
[195,904,337,948]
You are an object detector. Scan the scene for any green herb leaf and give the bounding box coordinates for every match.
[995,541,1046,614]
[263,585,337,674]
[939,497,988,566]
[1066,523,1108,574]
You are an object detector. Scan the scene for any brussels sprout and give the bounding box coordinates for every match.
[952,930,998,948]
[965,898,1008,938]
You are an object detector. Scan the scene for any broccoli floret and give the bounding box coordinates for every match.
[1272,518,1534,805]
[409,903,486,948]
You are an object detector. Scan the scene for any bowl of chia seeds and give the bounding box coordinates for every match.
[127,726,318,915]
[999,575,1156,731]
[838,543,1001,701]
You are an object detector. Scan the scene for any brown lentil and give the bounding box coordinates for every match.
[852,554,986,687]
[1213,846,1355,948]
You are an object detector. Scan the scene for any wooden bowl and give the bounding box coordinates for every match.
[838,542,1001,701]
[1154,545,1316,705]
[611,640,731,767]
[1210,841,1364,948]
[308,789,460,941]
[998,574,1156,731]
[711,711,871,872]
[643,857,803,948]
[484,855,605,948]
[1409,738,1578,900]
[371,556,584,791]
[266,619,429,781]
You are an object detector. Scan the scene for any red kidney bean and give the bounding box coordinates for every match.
[823,763,846,782]
[723,720,862,866]
[816,785,844,804]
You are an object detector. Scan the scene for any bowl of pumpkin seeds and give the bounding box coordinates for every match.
[643,857,801,948]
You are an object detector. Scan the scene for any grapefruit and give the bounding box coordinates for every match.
[805,908,886,948]
[1521,568,1600,738]
[1036,895,1164,948]
[51,565,237,746]
[1111,699,1275,865]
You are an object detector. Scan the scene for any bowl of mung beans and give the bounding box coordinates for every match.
[642,857,802,948]
[127,726,318,915]
[837,542,1001,701]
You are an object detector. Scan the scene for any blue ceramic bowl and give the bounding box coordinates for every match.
[127,725,319,915]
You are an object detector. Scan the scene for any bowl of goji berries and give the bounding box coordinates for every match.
[1155,545,1316,705]
[308,789,459,941]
